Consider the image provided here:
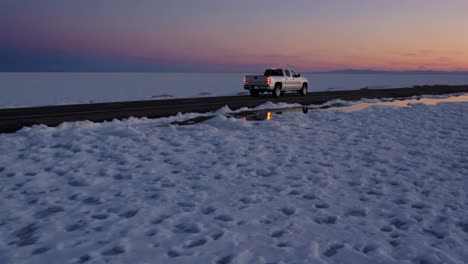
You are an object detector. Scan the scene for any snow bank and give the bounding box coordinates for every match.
[1,102,468,263]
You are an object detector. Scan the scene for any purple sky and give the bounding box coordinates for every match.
[1,0,468,72]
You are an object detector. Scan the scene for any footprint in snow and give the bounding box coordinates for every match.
[119,209,139,219]
[302,193,318,200]
[277,242,292,248]
[423,228,446,239]
[288,189,302,196]
[239,197,255,205]
[65,220,88,232]
[390,218,411,231]
[145,229,158,237]
[211,231,224,240]
[214,214,234,222]
[362,244,378,255]
[151,215,170,225]
[113,174,132,181]
[76,255,92,263]
[34,206,65,219]
[270,229,287,238]
[82,197,102,205]
[360,196,371,202]
[31,247,50,255]
[314,215,338,225]
[101,246,125,256]
[392,198,408,205]
[216,255,234,264]
[323,243,344,257]
[389,240,399,247]
[13,223,39,247]
[177,202,195,208]
[315,203,330,209]
[411,215,423,222]
[347,181,361,187]
[167,250,181,258]
[67,180,88,187]
[279,207,296,216]
[174,223,201,234]
[367,189,384,196]
[201,206,217,215]
[411,202,430,210]
[457,222,468,233]
[345,208,368,217]
[380,226,393,233]
[161,181,176,188]
[183,238,208,249]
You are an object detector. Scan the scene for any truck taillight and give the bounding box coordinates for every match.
[243,77,247,84]
[267,77,271,84]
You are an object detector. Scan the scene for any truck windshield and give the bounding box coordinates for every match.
[264,69,283,76]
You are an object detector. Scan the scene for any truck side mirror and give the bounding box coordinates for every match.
[297,73,301,77]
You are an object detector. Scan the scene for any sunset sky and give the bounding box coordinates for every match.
[1,0,468,72]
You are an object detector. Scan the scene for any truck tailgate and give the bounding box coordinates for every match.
[245,76,268,86]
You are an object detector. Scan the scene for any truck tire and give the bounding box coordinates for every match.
[250,89,259,97]
[299,84,308,96]
[273,84,282,98]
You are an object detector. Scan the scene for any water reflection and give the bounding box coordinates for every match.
[236,107,309,121]
[168,93,468,125]
[335,94,468,112]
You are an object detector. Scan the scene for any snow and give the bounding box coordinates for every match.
[1,98,468,263]
[1,72,468,108]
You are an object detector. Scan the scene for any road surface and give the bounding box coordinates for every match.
[1,85,467,133]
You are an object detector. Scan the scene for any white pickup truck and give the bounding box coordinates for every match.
[243,68,308,97]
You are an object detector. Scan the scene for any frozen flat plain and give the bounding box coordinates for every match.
[1,98,467,263]
[1,73,468,108]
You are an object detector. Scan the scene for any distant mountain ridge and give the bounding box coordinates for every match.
[313,69,468,75]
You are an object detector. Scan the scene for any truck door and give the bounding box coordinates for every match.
[290,70,301,89]
[284,70,293,90]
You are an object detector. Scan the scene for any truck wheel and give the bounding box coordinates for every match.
[273,85,281,98]
[250,90,259,97]
[299,84,308,96]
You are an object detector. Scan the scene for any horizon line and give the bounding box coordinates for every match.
[1,69,468,74]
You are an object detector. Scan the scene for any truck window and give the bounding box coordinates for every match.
[285,70,291,77]
[264,69,284,76]
[291,70,297,77]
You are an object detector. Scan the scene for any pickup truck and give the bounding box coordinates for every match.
[243,68,308,97]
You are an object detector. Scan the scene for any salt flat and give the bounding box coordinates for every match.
[0,100,467,263]
[2,73,468,108]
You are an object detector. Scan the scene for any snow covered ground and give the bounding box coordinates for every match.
[2,72,468,108]
[1,97,468,264]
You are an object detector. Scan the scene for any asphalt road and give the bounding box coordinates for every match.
[1,85,468,133]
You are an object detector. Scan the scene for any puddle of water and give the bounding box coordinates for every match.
[334,94,468,112]
[231,107,309,121]
[144,94,468,127]
[237,94,468,121]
